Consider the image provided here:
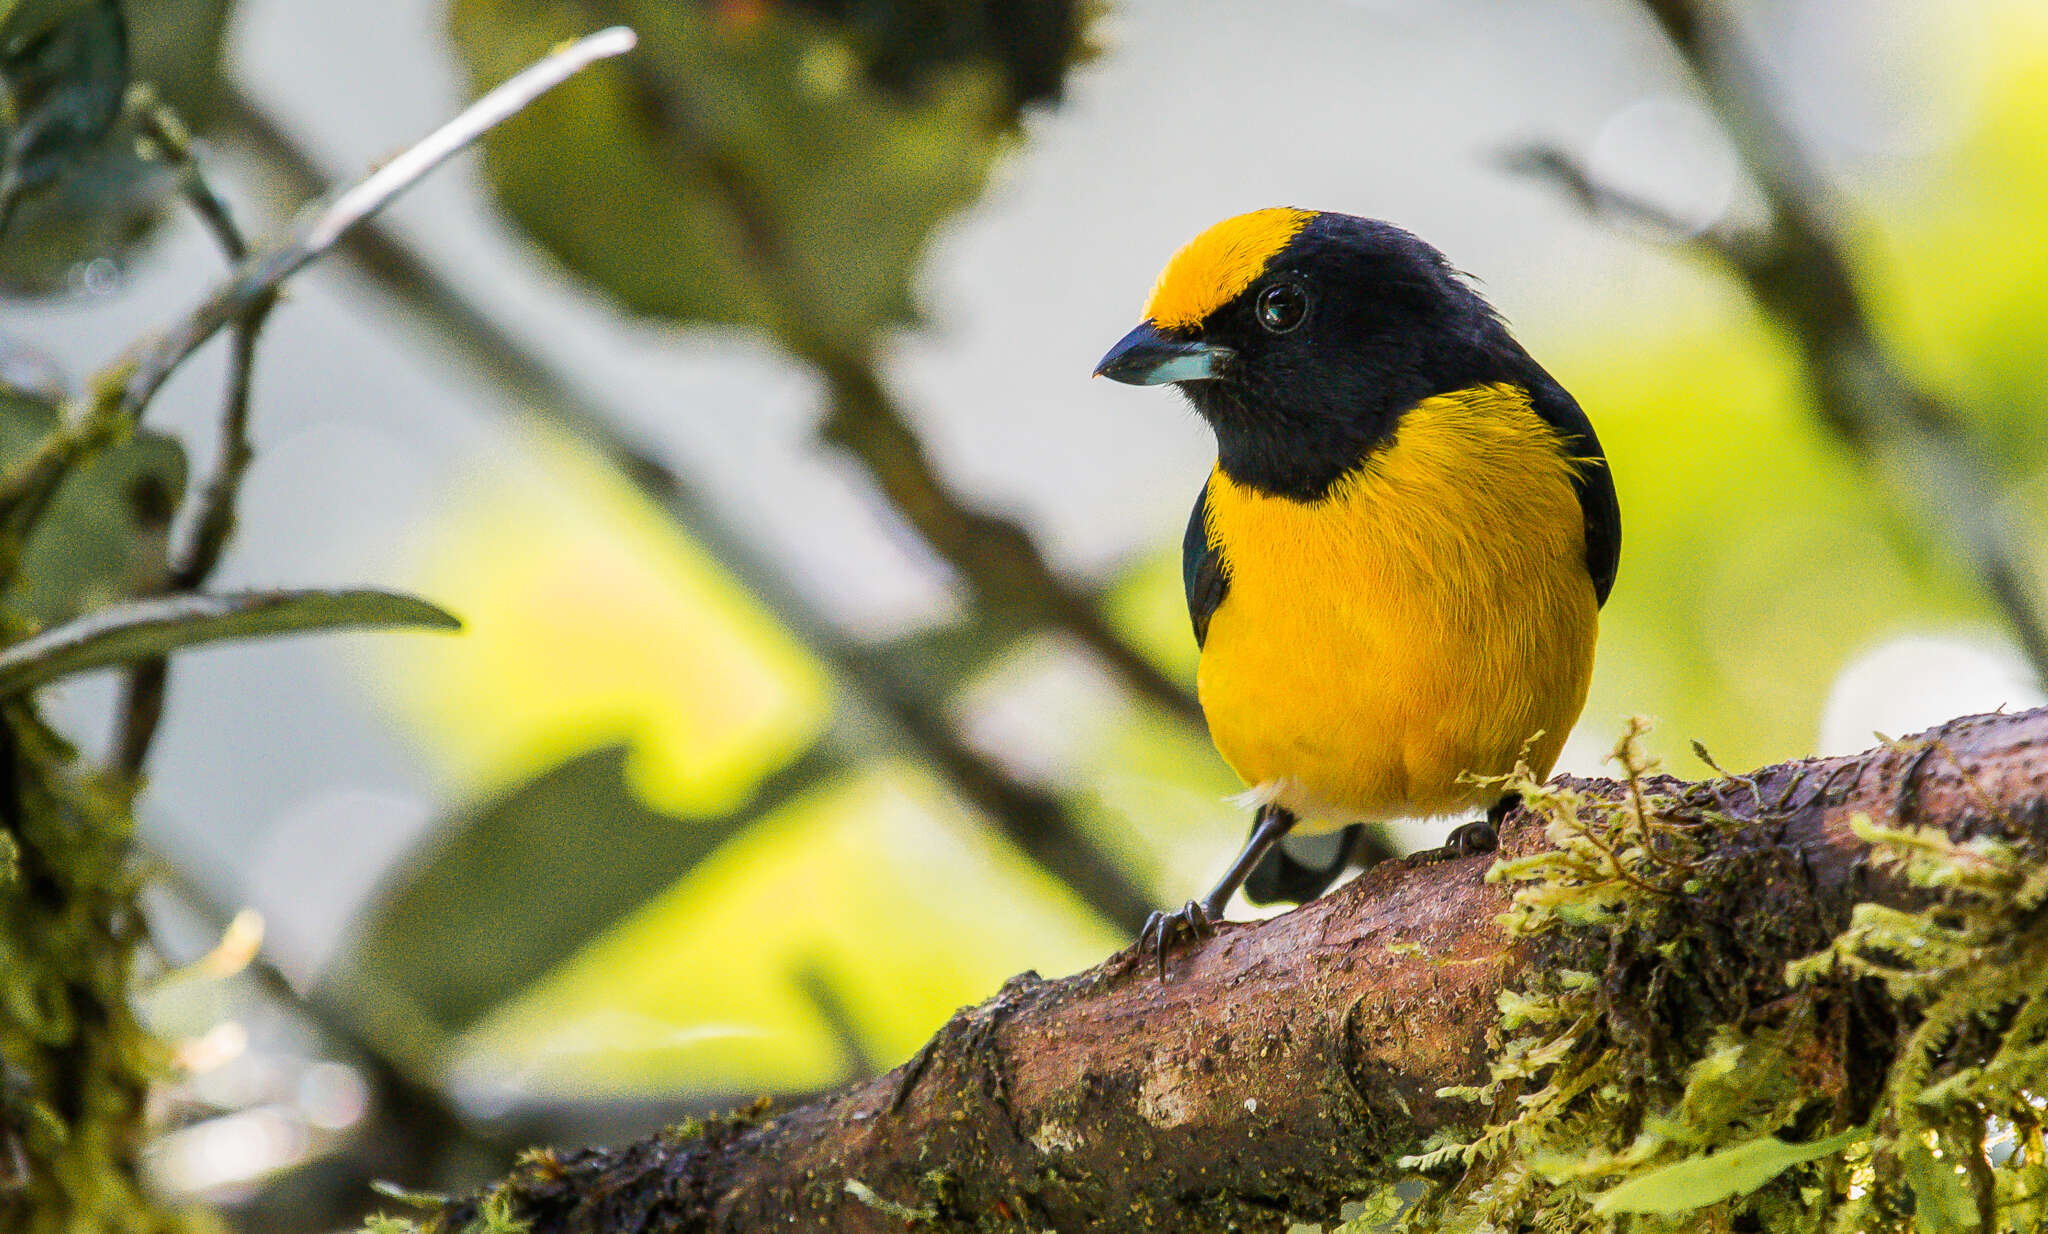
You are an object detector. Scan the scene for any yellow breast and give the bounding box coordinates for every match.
[1196,384,1600,829]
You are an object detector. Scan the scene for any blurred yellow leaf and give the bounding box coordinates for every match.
[373,430,831,816]
[454,765,1120,1098]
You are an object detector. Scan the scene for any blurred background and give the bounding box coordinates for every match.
[6,0,2048,1228]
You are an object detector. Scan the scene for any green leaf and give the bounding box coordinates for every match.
[448,0,1018,351]
[0,359,189,625]
[767,0,1084,116]
[9,429,185,625]
[1902,1145,1979,1233]
[324,742,839,1036]
[0,589,460,695]
[0,0,126,208]
[0,0,234,295]
[1593,1126,1867,1215]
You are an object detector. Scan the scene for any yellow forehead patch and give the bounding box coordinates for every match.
[1141,208,1316,331]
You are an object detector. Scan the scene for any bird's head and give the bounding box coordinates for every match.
[1095,209,1523,499]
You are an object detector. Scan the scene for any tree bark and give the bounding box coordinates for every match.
[423,708,2048,1233]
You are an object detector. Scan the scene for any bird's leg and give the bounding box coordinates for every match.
[1199,803,1298,919]
[1136,804,1297,979]
[1440,791,1518,856]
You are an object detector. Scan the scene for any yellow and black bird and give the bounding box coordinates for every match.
[1094,208,1620,952]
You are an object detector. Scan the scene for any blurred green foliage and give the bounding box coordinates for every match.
[0,0,232,291]
[327,743,787,1040]
[0,344,185,631]
[770,0,1084,114]
[450,0,1015,350]
[0,0,125,213]
[373,440,832,816]
[459,765,1116,1096]
[1553,2,2048,767]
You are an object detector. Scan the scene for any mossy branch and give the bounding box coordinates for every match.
[395,707,2048,1233]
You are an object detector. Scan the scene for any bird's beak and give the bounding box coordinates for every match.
[1093,321,1234,386]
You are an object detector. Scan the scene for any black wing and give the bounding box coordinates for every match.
[1183,479,1228,648]
[1527,377,1621,607]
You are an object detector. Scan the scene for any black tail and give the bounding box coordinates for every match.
[1244,823,1367,906]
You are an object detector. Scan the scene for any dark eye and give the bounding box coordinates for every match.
[1255,280,1307,333]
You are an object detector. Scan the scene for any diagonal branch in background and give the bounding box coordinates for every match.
[216,89,1160,934]
[1514,0,2048,679]
[404,708,2048,1233]
[603,50,1200,726]
[812,353,1202,725]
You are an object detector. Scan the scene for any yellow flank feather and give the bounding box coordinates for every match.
[1196,383,1600,830]
[1141,208,1316,330]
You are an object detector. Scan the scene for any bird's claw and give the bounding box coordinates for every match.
[1440,819,1498,857]
[1135,899,1216,981]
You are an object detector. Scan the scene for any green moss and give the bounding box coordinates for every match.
[1377,721,2048,1234]
[0,707,193,1234]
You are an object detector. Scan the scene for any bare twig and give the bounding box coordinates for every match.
[1517,0,2048,679]
[114,92,274,776]
[218,90,1161,935]
[116,27,638,424]
[130,88,249,264]
[1498,143,1755,265]
[0,28,640,586]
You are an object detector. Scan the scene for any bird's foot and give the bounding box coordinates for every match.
[1418,819,1498,863]
[1133,899,1217,981]
[1443,818,1498,854]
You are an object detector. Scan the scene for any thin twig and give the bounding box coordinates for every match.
[130,88,249,264]
[1520,0,2048,681]
[113,93,275,776]
[1498,143,1757,266]
[219,89,1161,935]
[116,26,638,425]
[0,28,641,584]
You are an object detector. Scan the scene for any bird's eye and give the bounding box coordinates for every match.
[1255,281,1308,334]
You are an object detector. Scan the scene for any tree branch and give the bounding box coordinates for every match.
[605,49,1201,724]
[409,707,2048,1233]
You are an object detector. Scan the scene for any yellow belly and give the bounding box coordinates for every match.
[1196,384,1600,830]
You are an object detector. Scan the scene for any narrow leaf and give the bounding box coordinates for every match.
[326,741,841,1033]
[1594,1126,1866,1215]
[0,589,460,695]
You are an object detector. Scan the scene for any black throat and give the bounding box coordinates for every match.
[1182,379,1400,501]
